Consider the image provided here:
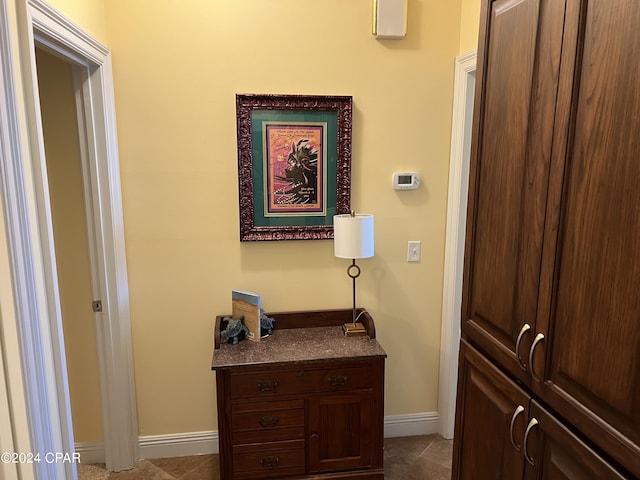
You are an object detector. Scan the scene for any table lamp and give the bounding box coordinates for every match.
[333,211,374,336]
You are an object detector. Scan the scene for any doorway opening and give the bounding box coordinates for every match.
[438,50,476,439]
[0,0,138,475]
[35,45,105,460]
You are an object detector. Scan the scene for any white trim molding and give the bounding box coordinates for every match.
[0,0,72,477]
[139,431,220,460]
[27,0,139,471]
[74,441,107,466]
[76,432,220,466]
[76,431,220,466]
[384,412,439,438]
[438,50,477,440]
[0,0,138,474]
[76,431,220,465]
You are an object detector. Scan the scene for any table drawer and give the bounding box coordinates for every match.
[232,400,304,444]
[230,363,373,399]
[232,439,305,479]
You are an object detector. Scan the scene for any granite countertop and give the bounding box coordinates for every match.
[211,326,387,369]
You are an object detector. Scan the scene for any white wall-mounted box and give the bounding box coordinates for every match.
[373,0,408,39]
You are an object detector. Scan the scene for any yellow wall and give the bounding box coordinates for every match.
[31,0,483,439]
[459,0,481,54]
[35,48,104,443]
[45,0,107,44]
[102,0,462,436]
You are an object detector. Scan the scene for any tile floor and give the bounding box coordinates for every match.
[79,434,452,480]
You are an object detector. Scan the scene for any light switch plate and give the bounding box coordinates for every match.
[408,241,421,262]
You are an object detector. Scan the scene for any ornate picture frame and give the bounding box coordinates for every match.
[236,94,352,241]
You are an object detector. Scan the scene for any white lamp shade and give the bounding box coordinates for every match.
[333,214,374,259]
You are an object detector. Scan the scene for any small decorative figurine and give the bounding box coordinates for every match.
[221,315,249,345]
[259,309,275,337]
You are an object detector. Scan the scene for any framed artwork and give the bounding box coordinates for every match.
[236,94,352,241]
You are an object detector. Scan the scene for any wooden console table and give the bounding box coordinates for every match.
[211,309,387,480]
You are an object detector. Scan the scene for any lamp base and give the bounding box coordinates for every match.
[342,322,367,337]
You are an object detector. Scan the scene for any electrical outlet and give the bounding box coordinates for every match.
[407,241,421,262]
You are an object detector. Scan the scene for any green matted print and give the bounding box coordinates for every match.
[236,94,352,241]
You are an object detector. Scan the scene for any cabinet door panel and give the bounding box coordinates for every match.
[308,392,372,473]
[452,341,529,480]
[536,1,640,476]
[524,401,627,480]
[463,0,566,382]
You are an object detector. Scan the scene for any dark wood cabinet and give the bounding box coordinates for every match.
[453,342,528,480]
[212,309,386,480]
[455,0,640,478]
[454,342,628,480]
[525,401,627,480]
[462,0,566,386]
[530,1,640,472]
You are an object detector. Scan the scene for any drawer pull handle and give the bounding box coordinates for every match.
[523,418,539,466]
[515,323,531,371]
[260,456,279,468]
[258,415,279,427]
[257,380,278,392]
[528,333,545,383]
[328,375,348,386]
[509,405,525,451]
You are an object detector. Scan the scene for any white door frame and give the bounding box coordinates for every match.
[0,0,138,474]
[438,50,476,439]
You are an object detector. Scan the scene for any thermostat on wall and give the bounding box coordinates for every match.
[393,172,420,190]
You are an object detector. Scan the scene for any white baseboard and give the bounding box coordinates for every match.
[74,441,107,465]
[75,412,438,462]
[74,431,218,465]
[139,430,219,459]
[384,412,439,438]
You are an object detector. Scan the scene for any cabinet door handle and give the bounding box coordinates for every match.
[260,456,279,468]
[528,333,545,382]
[515,323,531,371]
[509,405,525,451]
[257,380,278,392]
[258,415,279,427]
[523,417,539,466]
[328,375,348,386]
